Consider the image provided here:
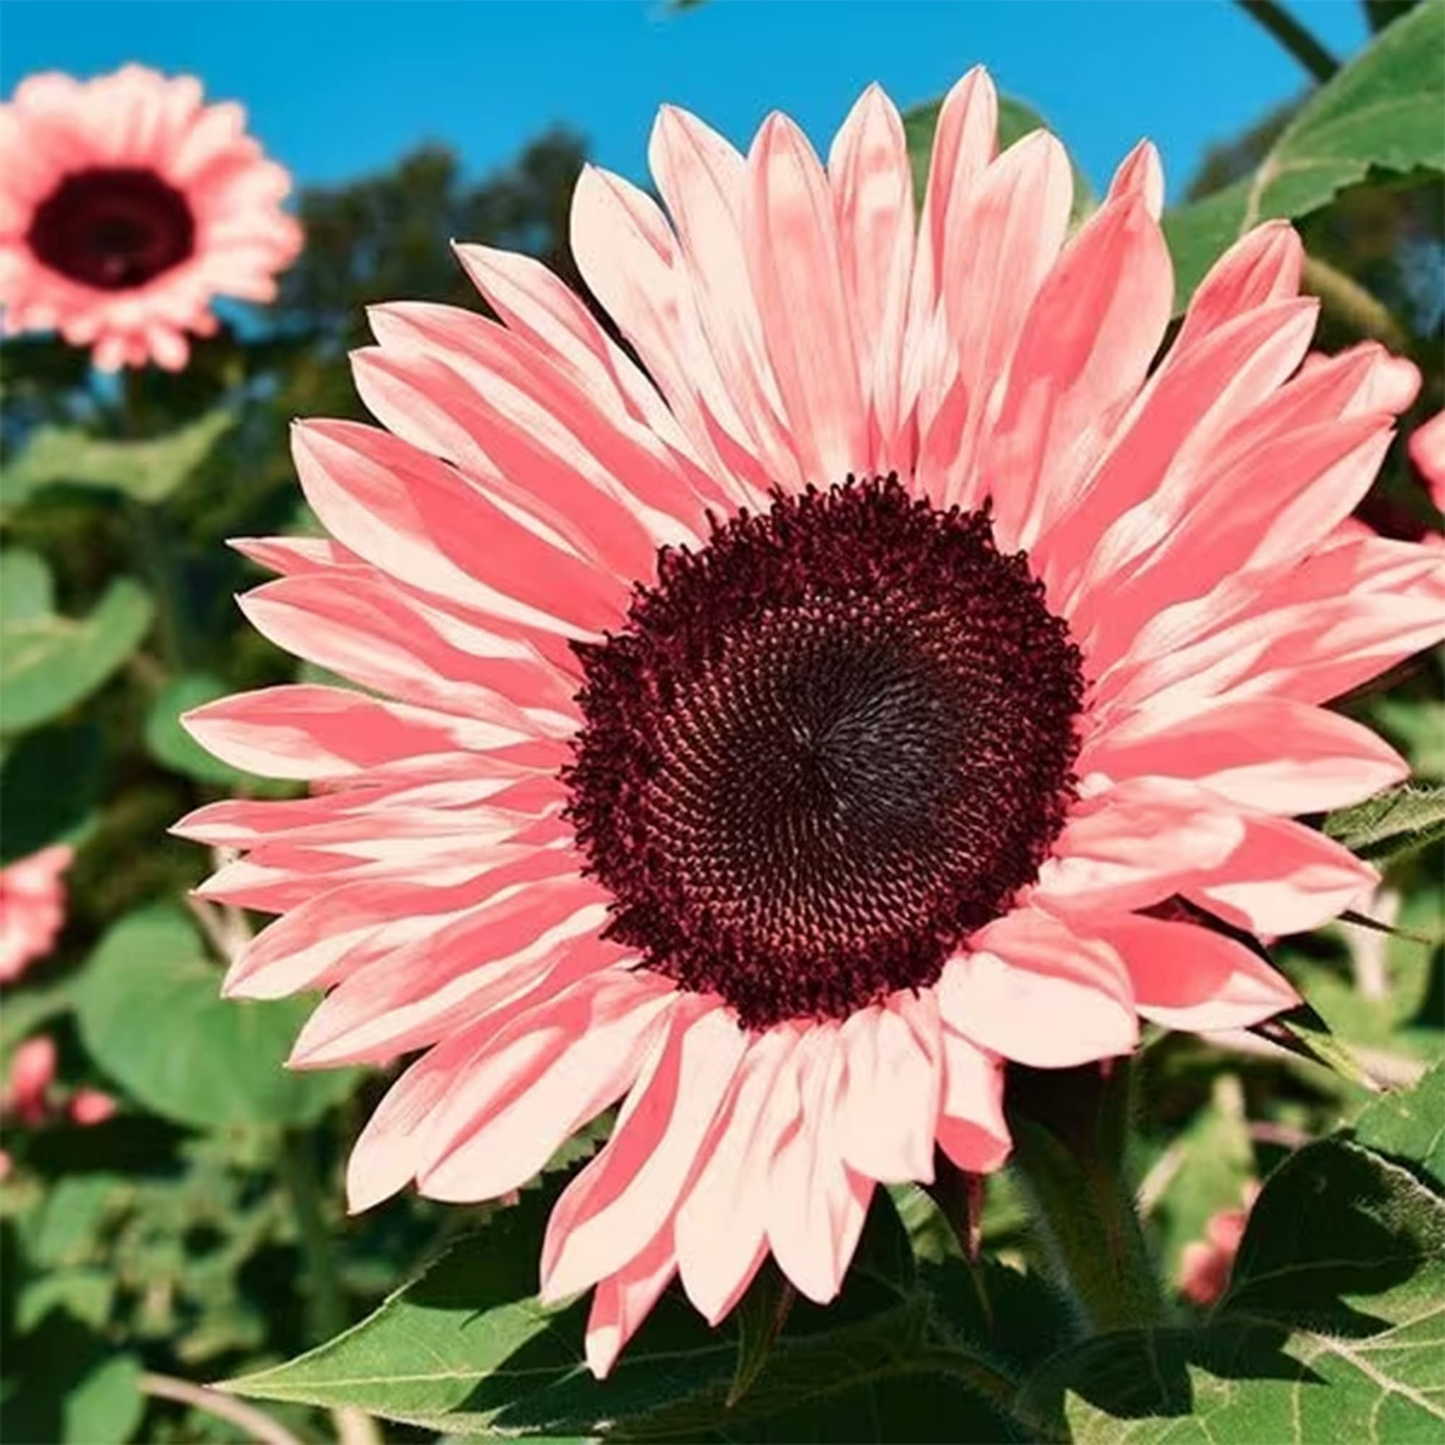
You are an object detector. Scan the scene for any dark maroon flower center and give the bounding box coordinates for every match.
[566,476,1084,1028]
[27,167,196,291]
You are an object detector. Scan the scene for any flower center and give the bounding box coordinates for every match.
[567,477,1084,1028]
[27,167,196,291]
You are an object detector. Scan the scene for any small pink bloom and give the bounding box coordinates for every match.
[69,1089,118,1126]
[0,65,301,370]
[5,1035,58,1127]
[0,845,72,983]
[179,71,1444,1376]
[1410,411,1445,513]
[1179,1182,1260,1306]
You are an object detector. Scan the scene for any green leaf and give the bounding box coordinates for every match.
[143,673,247,785]
[74,905,358,1130]
[0,722,104,861]
[2,409,233,512]
[1325,782,1445,863]
[1354,1060,1445,1188]
[1018,1136,1445,1442]
[727,1260,796,1407]
[0,551,153,734]
[1165,3,1445,306]
[902,94,1094,218]
[226,1189,1022,1440]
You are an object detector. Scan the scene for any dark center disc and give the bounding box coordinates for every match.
[27,166,196,291]
[566,476,1085,1028]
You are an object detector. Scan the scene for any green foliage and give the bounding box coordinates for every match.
[142,673,247,786]
[1,410,233,513]
[0,549,153,734]
[226,1190,1026,1442]
[1165,2,1445,305]
[75,905,358,1130]
[1018,1135,1445,1442]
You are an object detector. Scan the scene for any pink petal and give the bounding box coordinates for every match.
[987,189,1173,556]
[350,969,674,1213]
[1106,140,1164,218]
[675,1026,800,1324]
[828,83,914,458]
[837,991,941,1184]
[937,130,1073,509]
[240,573,577,730]
[1049,298,1317,610]
[745,112,867,485]
[182,685,522,781]
[937,909,1137,1067]
[287,882,614,1067]
[585,1223,679,1379]
[291,419,623,638]
[767,1026,874,1304]
[935,1029,1010,1174]
[1172,222,1302,355]
[1081,697,1407,814]
[539,1000,746,1302]
[1091,914,1299,1031]
[1411,411,1445,510]
[1034,778,1246,916]
[1185,815,1377,935]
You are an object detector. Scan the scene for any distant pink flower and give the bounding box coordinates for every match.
[178,70,1444,1377]
[69,1089,118,1126]
[0,64,301,370]
[1179,1182,1260,1306]
[0,845,72,983]
[1411,412,1445,513]
[5,1035,58,1127]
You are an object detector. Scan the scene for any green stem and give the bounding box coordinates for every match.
[1007,1059,1165,1333]
[1234,0,1340,81]
[124,501,194,672]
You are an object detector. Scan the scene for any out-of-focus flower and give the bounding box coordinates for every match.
[0,845,72,984]
[4,1035,58,1127]
[178,69,1445,1377]
[68,1088,119,1126]
[1410,412,1445,514]
[1179,1182,1260,1306]
[0,64,301,370]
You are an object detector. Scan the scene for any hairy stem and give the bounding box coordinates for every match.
[1234,0,1340,81]
[1007,1059,1165,1332]
[140,1373,303,1445]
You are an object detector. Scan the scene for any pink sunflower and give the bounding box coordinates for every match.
[0,64,301,370]
[177,71,1445,1377]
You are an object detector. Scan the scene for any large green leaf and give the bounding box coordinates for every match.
[1165,3,1445,305]
[1354,1061,1445,1188]
[1018,1133,1445,1442]
[0,550,153,734]
[901,95,1094,217]
[226,1189,1023,1440]
[74,905,358,1131]
[1324,782,1445,864]
[1,409,233,512]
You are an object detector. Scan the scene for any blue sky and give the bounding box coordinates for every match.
[3,2,1369,202]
